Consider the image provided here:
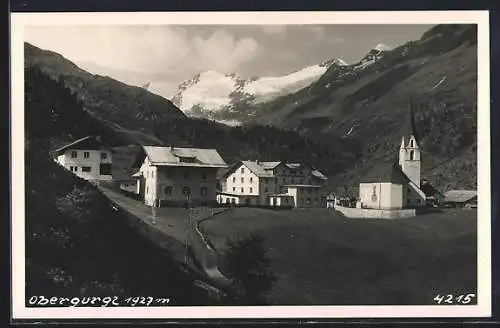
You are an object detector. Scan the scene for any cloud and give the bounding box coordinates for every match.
[25,25,260,87]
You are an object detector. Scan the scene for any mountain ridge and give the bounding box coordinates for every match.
[169,57,348,123]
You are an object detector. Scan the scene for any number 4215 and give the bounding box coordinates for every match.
[433,293,476,304]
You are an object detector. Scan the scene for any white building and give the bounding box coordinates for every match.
[131,145,228,207]
[53,136,114,181]
[219,160,328,207]
[358,104,426,209]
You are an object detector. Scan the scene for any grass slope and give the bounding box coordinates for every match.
[202,208,477,305]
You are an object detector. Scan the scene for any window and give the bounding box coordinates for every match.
[299,179,303,184]
[200,187,207,196]
[71,151,77,158]
[84,152,90,159]
[250,187,253,193]
[82,166,91,172]
[410,139,414,147]
[146,187,149,194]
[241,177,244,183]
[410,150,415,160]
[292,178,295,184]
[241,167,245,173]
[306,198,311,204]
[164,186,172,195]
[241,187,244,193]
[100,152,107,160]
[182,186,191,196]
[232,177,236,183]
[250,177,253,183]
[283,178,286,183]
[233,187,236,192]
[99,163,112,175]
[265,187,268,192]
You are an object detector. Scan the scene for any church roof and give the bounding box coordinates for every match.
[361,162,411,184]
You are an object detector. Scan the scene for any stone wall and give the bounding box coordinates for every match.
[333,204,416,219]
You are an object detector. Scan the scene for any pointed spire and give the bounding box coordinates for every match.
[408,98,420,146]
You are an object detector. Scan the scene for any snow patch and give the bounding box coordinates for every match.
[374,43,392,52]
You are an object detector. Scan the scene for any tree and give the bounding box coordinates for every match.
[222,233,277,305]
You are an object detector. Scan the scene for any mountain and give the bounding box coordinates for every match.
[170,58,348,124]
[24,43,186,137]
[248,24,478,192]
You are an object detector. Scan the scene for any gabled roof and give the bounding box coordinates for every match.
[361,162,411,184]
[312,169,328,180]
[52,136,114,156]
[222,160,277,178]
[138,146,227,168]
[444,190,477,203]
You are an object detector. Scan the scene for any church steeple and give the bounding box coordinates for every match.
[398,98,422,188]
[408,98,420,147]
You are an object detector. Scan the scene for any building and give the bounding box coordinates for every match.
[219,160,327,207]
[443,190,477,208]
[52,136,114,181]
[358,103,427,209]
[421,179,445,206]
[131,145,228,207]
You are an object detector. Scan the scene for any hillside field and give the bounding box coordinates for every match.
[201,207,477,305]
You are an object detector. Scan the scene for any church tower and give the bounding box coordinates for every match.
[398,100,421,188]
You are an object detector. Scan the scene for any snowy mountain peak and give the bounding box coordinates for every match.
[169,59,340,121]
[373,43,392,52]
[320,57,348,67]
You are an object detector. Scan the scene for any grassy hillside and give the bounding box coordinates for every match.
[249,24,477,193]
[202,208,477,305]
[24,65,216,305]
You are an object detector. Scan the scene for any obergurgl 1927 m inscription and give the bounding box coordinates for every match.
[28,296,171,307]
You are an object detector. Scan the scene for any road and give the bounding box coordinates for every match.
[99,187,230,285]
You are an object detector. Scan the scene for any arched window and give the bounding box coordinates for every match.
[410,139,414,147]
[410,150,415,160]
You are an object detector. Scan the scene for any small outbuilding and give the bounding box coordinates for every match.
[443,190,477,208]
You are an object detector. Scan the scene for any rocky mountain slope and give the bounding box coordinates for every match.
[24,43,186,138]
[170,58,347,124]
[248,24,478,192]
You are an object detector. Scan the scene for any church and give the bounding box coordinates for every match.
[358,103,427,210]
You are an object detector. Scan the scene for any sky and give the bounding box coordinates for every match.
[25,24,434,98]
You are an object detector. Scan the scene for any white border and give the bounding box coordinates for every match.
[11,11,491,320]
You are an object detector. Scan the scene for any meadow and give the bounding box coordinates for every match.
[201,207,477,305]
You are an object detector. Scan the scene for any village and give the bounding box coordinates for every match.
[51,104,477,219]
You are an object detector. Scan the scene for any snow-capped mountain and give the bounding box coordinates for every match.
[169,58,348,123]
